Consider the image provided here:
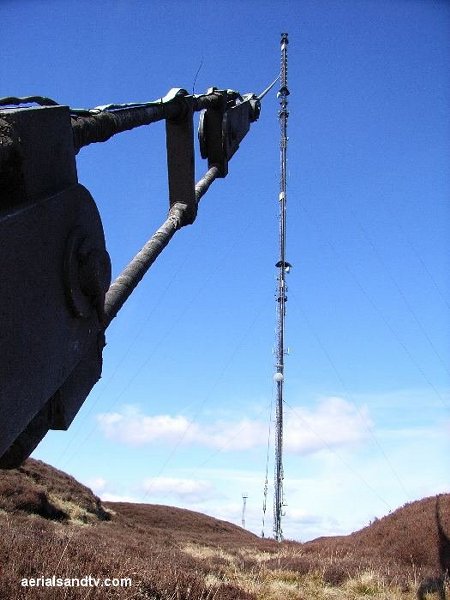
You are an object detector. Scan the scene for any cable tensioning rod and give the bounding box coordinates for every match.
[104,166,220,327]
[71,93,223,153]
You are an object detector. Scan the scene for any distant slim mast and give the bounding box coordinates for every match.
[274,32,290,543]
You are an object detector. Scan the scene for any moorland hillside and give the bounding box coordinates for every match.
[0,459,448,599]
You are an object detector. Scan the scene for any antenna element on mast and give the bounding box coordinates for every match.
[242,492,248,529]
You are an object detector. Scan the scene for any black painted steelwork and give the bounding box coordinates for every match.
[0,105,110,468]
[0,83,271,468]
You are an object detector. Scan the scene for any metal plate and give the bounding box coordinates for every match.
[0,184,110,463]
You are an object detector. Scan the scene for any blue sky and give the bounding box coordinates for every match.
[2,0,449,541]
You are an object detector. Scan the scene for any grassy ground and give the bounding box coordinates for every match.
[183,542,422,599]
[0,459,448,599]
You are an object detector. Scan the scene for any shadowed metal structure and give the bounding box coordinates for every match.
[274,32,291,543]
[0,81,276,469]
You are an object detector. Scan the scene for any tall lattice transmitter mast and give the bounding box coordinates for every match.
[273,32,291,543]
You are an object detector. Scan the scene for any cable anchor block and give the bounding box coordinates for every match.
[198,87,264,177]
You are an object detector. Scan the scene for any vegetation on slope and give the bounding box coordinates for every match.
[0,459,448,599]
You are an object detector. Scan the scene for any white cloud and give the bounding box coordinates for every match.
[96,405,266,450]
[101,492,140,503]
[82,476,139,503]
[96,397,371,455]
[86,477,107,494]
[142,477,218,503]
[284,396,371,454]
[83,390,449,542]
[198,418,267,450]
[97,407,192,445]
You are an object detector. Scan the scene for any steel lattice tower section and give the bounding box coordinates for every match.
[273,32,290,543]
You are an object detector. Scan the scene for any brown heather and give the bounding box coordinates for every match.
[0,459,448,599]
